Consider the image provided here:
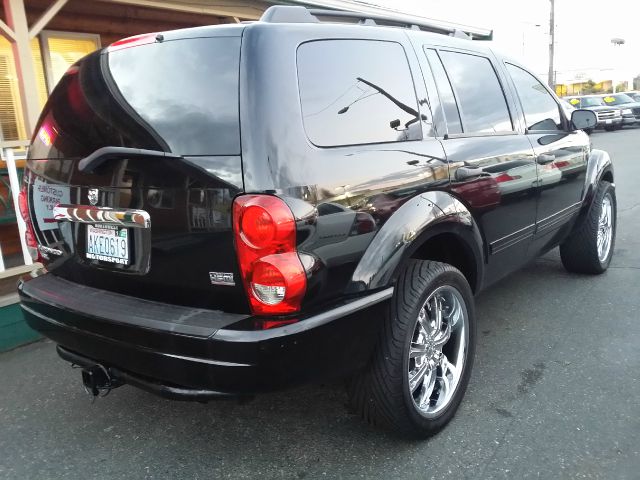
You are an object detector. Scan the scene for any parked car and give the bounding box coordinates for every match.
[564,95,623,131]
[599,93,640,126]
[17,6,615,438]
[623,91,640,102]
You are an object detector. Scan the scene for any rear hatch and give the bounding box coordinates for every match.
[25,29,249,312]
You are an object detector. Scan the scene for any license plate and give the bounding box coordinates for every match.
[606,119,612,124]
[86,224,130,265]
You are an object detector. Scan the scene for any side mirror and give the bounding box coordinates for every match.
[571,109,597,131]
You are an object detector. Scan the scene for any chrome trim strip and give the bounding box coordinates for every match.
[489,223,536,254]
[214,287,395,342]
[535,201,582,233]
[53,204,151,229]
[163,352,250,367]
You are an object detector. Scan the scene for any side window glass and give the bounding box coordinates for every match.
[439,51,513,134]
[506,63,562,131]
[423,48,462,135]
[297,40,422,147]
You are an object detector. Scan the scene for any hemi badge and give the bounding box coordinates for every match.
[209,272,235,286]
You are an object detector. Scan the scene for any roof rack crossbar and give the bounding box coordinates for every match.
[259,6,493,41]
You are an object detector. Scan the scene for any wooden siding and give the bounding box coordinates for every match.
[1,0,269,46]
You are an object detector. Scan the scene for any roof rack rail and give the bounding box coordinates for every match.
[259,6,493,41]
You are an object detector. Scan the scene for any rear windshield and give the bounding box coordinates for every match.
[29,36,241,160]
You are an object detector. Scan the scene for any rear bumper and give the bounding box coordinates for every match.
[19,273,390,397]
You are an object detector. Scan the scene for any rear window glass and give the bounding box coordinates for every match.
[108,37,240,155]
[297,40,421,147]
[29,36,240,160]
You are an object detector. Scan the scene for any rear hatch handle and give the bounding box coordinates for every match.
[78,146,182,173]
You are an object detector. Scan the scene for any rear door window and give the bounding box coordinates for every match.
[506,63,562,131]
[439,50,513,134]
[297,40,421,147]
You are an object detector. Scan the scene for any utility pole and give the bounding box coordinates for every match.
[548,0,555,90]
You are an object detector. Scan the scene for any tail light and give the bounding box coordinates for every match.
[18,184,39,261]
[350,212,376,235]
[233,195,306,316]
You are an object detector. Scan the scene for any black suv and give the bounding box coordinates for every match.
[18,6,615,437]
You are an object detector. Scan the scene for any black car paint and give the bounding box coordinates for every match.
[19,22,613,397]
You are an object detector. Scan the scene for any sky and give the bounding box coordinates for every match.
[372,0,640,84]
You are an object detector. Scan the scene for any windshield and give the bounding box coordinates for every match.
[602,93,635,106]
[580,97,604,107]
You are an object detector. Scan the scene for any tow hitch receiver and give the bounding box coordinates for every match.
[80,364,122,397]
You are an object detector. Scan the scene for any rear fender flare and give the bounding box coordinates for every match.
[346,191,484,294]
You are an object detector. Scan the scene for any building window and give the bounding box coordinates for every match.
[40,31,101,93]
[0,37,46,142]
[0,32,100,144]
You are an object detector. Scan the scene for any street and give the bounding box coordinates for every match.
[1,129,639,480]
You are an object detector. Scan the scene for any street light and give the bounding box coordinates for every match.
[611,38,626,92]
[521,22,541,58]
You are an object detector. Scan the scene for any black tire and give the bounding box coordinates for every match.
[584,128,594,135]
[348,260,476,438]
[604,126,615,132]
[560,180,616,274]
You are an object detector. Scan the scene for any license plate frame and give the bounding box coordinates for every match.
[85,223,131,266]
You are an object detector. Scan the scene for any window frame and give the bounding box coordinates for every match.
[432,47,517,139]
[40,30,101,94]
[295,38,427,149]
[422,46,463,137]
[504,61,568,134]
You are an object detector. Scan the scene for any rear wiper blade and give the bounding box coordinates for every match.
[78,147,182,172]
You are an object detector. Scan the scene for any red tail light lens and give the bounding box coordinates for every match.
[233,195,306,317]
[18,186,39,261]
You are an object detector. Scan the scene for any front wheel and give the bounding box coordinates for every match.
[560,180,616,274]
[348,260,476,438]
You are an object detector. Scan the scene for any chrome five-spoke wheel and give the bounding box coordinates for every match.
[408,285,468,418]
[597,193,613,262]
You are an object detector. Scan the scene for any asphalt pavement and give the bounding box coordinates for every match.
[1,128,639,480]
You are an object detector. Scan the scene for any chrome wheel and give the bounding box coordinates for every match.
[597,193,613,262]
[407,285,468,418]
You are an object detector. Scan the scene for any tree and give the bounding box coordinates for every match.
[615,82,628,92]
[581,79,602,95]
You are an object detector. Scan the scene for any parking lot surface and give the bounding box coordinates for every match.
[1,129,639,480]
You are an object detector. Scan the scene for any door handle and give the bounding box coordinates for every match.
[536,153,556,165]
[455,166,485,181]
